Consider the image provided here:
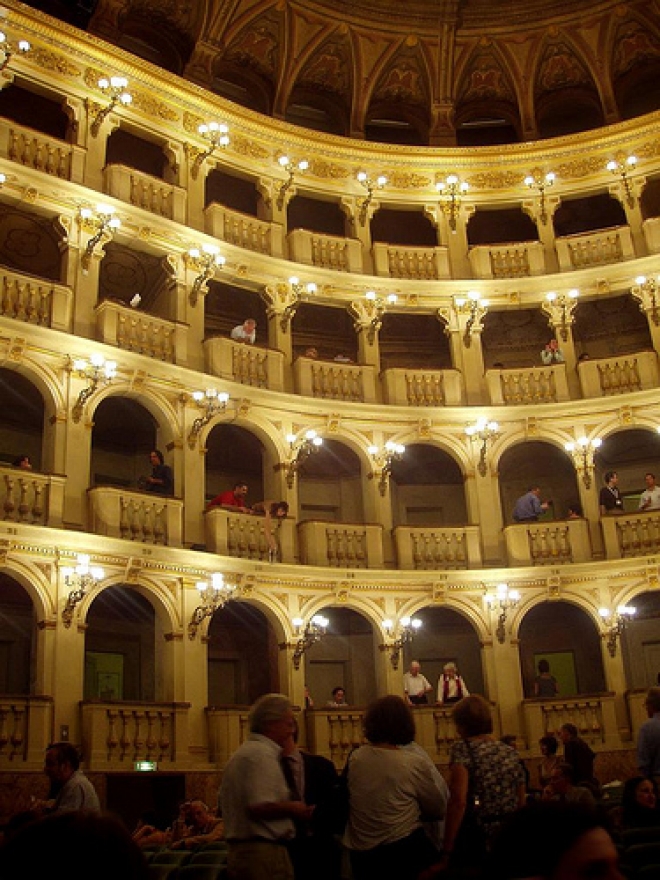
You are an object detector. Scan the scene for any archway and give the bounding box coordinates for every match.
[499,441,580,523]
[297,439,364,523]
[90,396,160,489]
[0,573,35,695]
[410,606,485,700]
[594,429,660,504]
[205,424,265,506]
[390,444,467,527]
[621,591,660,689]
[0,368,45,471]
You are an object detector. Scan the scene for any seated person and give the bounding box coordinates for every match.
[169,800,224,850]
[206,482,250,512]
[547,762,596,807]
[132,810,170,849]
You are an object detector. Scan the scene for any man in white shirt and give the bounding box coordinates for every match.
[403,661,433,706]
[231,318,257,344]
[639,472,660,511]
[437,662,469,705]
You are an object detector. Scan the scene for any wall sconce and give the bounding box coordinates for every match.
[276,155,309,209]
[188,573,238,639]
[524,169,556,225]
[280,276,317,332]
[545,289,579,342]
[91,76,132,137]
[454,291,488,347]
[187,244,226,305]
[598,604,636,658]
[357,171,387,225]
[465,417,499,477]
[379,616,421,670]
[364,290,397,344]
[69,353,117,422]
[0,30,30,72]
[0,172,5,187]
[284,430,323,488]
[191,121,230,179]
[631,275,660,326]
[564,435,602,489]
[61,553,104,628]
[291,614,329,669]
[188,389,230,447]
[79,204,121,273]
[368,441,405,496]
[486,583,520,644]
[607,154,637,209]
[436,174,469,233]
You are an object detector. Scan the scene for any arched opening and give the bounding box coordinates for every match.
[85,586,158,701]
[499,441,581,523]
[536,90,605,138]
[593,429,660,507]
[371,208,437,247]
[284,88,348,137]
[621,591,660,689]
[207,601,279,704]
[116,18,193,75]
[105,127,170,180]
[466,207,539,246]
[205,424,265,506]
[519,601,606,698]
[0,574,35,695]
[292,303,357,364]
[99,242,172,312]
[0,207,64,283]
[553,193,627,237]
[411,606,485,699]
[380,313,452,371]
[614,63,660,120]
[90,397,161,489]
[572,293,652,359]
[205,169,260,216]
[390,444,466,527]
[456,112,521,147]
[0,368,45,470]
[204,281,268,345]
[210,69,274,116]
[365,104,429,146]
[287,195,347,238]
[298,439,363,523]
[0,82,71,141]
[481,308,553,369]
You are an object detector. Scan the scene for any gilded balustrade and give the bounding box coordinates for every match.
[0,467,65,527]
[556,226,633,270]
[601,511,660,559]
[1,266,73,332]
[2,122,85,182]
[87,486,183,546]
[522,694,621,751]
[103,165,186,222]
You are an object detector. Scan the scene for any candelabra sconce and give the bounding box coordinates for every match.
[276,155,309,209]
[291,614,329,669]
[188,573,238,639]
[436,174,469,233]
[454,291,488,348]
[465,418,499,477]
[79,204,121,273]
[280,276,318,332]
[368,441,405,496]
[486,583,520,644]
[364,290,397,344]
[69,353,117,423]
[188,389,230,447]
[632,275,660,326]
[379,616,421,670]
[90,76,132,137]
[598,604,636,658]
[564,436,602,489]
[357,171,387,225]
[61,553,104,628]
[545,289,579,343]
[186,244,226,305]
[523,169,556,225]
[191,122,230,178]
[0,30,30,72]
[607,154,637,208]
[284,430,323,488]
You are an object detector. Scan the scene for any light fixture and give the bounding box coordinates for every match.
[524,170,556,225]
[191,122,230,179]
[607,154,638,209]
[188,389,230,447]
[0,30,30,73]
[285,430,323,488]
[379,616,422,670]
[276,155,309,209]
[544,289,579,342]
[61,553,104,628]
[598,604,636,658]
[486,583,520,644]
[631,275,660,326]
[454,291,488,347]
[368,441,405,496]
[280,276,318,332]
[79,204,121,273]
[364,290,397,344]
[186,244,226,305]
[465,418,499,477]
[357,171,387,225]
[564,436,602,489]
[436,174,469,233]
[291,614,329,669]
[69,353,117,423]
[0,172,5,187]
[91,76,132,137]
[188,573,238,639]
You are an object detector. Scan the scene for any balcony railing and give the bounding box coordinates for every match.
[469,242,546,279]
[504,519,592,566]
[393,525,482,570]
[486,364,570,405]
[103,165,186,222]
[0,696,53,767]
[205,507,296,562]
[0,466,66,527]
[294,359,377,402]
[577,352,659,397]
[643,216,660,254]
[522,694,622,751]
[204,337,285,391]
[288,229,362,272]
[96,300,184,363]
[381,368,464,406]
[1,122,85,183]
[601,511,660,558]
[556,225,635,270]
[88,486,183,546]
[206,706,250,768]
[1,266,73,332]
[298,521,384,568]
[205,204,284,257]
[373,243,450,280]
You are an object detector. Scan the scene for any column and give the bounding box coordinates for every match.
[260,282,296,390]
[541,294,580,398]
[443,299,488,405]
[347,296,383,372]
[438,204,472,279]
[181,578,213,767]
[630,279,660,357]
[343,196,378,275]
[465,470,505,566]
[182,144,208,233]
[81,104,118,193]
[609,176,647,258]
[522,195,560,274]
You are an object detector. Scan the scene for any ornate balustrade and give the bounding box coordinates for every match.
[469,241,546,279]
[96,300,184,363]
[643,216,660,254]
[522,694,622,751]
[81,700,192,770]
[577,351,659,397]
[287,229,362,273]
[372,243,450,280]
[204,507,296,562]
[556,225,635,270]
[0,696,53,767]
[293,358,377,402]
[504,518,592,567]
[305,709,365,768]
[205,204,284,257]
[381,368,463,406]
[206,706,250,768]
[204,337,285,391]
[1,266,72,332]
[393,525,482,570]
[88,486,183,546]
[103,165,186,222]
[601,511,660,559]
[0,121,85,183]
[486,364,569,405]
[0,466,66,527]
[297,521,384,568]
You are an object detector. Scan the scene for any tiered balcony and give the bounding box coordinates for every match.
[393,525,482,570]
[87,486,183,546]
[504,519,592,567]
[469,241,546,279]
[372,243,450,279]
[0,466,66,528]
[205,204,284,257]
[0,696,54,768]
[556,225,635,270]
[297,521,384,568]
[294,358,377,402]
[382,368,464,406]
[287,229,363,272]
[601,511,660,558]
[1,121,85,183]
[1,266,72,332]
[486,364,570,405]
[578,351,659,397]
[204,337,285,391]
[96,300,186,363]
[205,508,296,561]
[103,165,187,223]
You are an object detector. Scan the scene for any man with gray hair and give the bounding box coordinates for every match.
[220,693,314,880]
[638,687,660,779]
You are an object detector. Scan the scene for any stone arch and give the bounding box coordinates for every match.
[90,385,182,448]
[589,424,660,492]
[454,41,523,144]
[0,572,35,695]
[78,573,180,635]
[609,10,660,119]
[0,559,53,622]
[205,422,270,503]
[389,441,468,528]
[296,436,366,522]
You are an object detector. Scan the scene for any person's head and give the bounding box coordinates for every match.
[332,686,345,703]
[452,694,493,738]
[529,485,541,497]
[540,734,559,756]
[501,734,517,749]
[188,800,213,829]
[44,741,80,784]
[622,776,658,815]
[578,352,591,361]
[243,318,256,332]
[409,660,421,676]
[548,338,559,350]
[645,687,660,716]
[604,471,618,486]
[270,501,289,518]
[363,695,415,746]
[149,449,164,466]
[444,662,458,678]
[646,472,657,489]
[560,722,578,742]
[248,693,295,748]
[233,482,248,498]
[538,658,551,674]
[549,762,575,795]
[304,347,318,359]
[12,455,31,469]
[567,501,583,518]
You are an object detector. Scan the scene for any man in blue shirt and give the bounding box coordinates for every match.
[513,486,549,523]
[638,687,660,778]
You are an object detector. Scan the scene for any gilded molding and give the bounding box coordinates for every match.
[29,46,81,77]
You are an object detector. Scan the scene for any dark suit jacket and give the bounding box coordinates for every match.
[288,752,341,880]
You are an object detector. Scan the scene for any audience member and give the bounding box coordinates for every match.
[344,695,445,880]
[403,660,433,706]
[40,741,101,814]
[437,661,469,705]
[303,347,318,359]
[621,775,660,829]
[326,687,348,708]
[567,501,583,519]
[547,762,596,807]
[207,482,250,512]
[513,485,549,523]
[639,472,660,511]
[12,454,32,470]
[559,724,598,791]
[578,351,591,362]
[638,686,660,778]
[534,658,559,698]
[251,500,289,559]
[131,810,170,849]
[143,449,173,496]
[541,338,565,365]
[170,799,224,849]
[231,319,257,344]
[538,734,562,788]
[600,471,624,515]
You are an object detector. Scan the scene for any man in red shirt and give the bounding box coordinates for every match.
[207,482,250,511]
